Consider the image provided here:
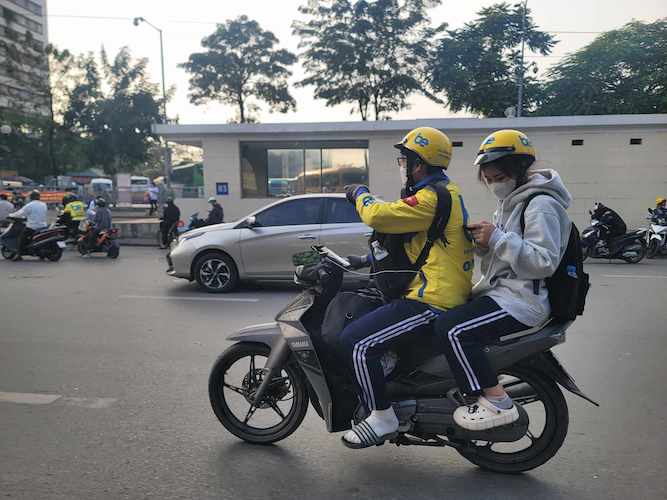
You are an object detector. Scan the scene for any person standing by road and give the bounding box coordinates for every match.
[205,197,224,225]
[147,182,159,216]
[9,190,47,260]
[160,198,181,249]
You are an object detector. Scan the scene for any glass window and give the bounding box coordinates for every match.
[268,149,303,197]
[254,198,323,227]
[241,141,369,199]
[321,149,369,193]
[325,198,361,224]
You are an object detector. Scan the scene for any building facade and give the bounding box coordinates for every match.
[155,114,667,229]
[0,0,49,116]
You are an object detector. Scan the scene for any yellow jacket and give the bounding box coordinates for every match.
[64,200,86,221]
[355,179,473,310]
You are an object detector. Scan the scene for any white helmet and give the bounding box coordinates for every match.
[208,196,216,203]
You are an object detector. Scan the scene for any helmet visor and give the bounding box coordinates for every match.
[474,147,516,166]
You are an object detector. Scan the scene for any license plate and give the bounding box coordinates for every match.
[57,241,66,248]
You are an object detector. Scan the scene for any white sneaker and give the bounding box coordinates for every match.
[454,396,519,431]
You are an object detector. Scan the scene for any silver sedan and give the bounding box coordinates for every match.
[166,194,371,292]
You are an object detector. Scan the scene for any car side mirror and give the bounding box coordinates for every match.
[240,215,258,229]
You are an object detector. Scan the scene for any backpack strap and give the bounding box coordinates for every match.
[413,180,452,271]
[519,192,552,295]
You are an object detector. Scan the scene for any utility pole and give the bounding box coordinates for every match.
[133,17,171,188]
[516,0,528,118]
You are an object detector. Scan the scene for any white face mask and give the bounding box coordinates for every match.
[485,178,516,200]
[399,165,408,186]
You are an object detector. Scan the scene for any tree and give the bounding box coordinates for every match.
[181,16,297,123]
[429,2,556,117]
[294,0,443,120]
[538,20,667,116]
[64,47,164,174]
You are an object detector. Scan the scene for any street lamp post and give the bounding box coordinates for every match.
[133,16,171,188]
[516,0,528,118]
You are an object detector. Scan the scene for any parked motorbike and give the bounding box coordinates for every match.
[157,212,206,247]
[0,215,67,261]
[77,222,120,259]
[642,209,667,258]
[580,219,646,263]
[208,245,597,473]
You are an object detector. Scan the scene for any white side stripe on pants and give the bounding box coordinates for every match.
[352,312,431,410]
[353,310,438,410]
[447,310,508,392]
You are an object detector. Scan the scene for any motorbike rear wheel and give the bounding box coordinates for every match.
[46,247,63,262]
[209,342,309,444]
[457,366,568,473]
[622,239,646,264]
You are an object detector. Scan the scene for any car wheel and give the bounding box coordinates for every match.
[194,251,239,293]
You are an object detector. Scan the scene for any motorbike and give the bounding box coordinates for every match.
[55,211,84,246]
[208,245,598,474]
[0,215,67,261]
[157,212,206,247]
[580,219,646,263]
[642,209,667,258]
[77,222,120,259]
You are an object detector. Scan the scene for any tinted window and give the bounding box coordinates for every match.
[325,198,361,224]
[255,198,322,227]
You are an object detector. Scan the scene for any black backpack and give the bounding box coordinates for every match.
[370,180,452,300]
[520,193,590,321]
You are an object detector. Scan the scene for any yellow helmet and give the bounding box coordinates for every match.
[657,197,666,206]
[475,129,536,167]
[394,127,452,169]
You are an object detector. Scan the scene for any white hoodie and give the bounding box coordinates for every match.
[473,169,572,326]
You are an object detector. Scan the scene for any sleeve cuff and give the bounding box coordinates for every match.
[488,227,504,249]
[354,186,370,199]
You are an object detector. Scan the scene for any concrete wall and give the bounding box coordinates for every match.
[170,120,667,230]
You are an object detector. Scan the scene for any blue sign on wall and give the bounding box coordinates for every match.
[216,182,229,195]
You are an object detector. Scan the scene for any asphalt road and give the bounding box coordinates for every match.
[1,247,666,500]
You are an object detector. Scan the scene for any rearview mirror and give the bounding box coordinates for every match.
[239,215,258,229]
[648,208,654,214]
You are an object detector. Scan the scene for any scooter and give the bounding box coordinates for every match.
[0,215,67,261]
[580,219,646,263]
[208,246,598,474]
[77,222,120,259]
[643,209,667,258]
[157,212,206,247]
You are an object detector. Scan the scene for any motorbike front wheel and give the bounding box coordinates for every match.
[647,239,659,259]
[457,366,569,473]
[209,342,309,444]
[1,245,16,260]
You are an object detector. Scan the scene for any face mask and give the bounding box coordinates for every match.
[485,178,516,200]
[399,165,408,186]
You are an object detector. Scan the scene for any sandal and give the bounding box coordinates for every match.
[453,396,519,431]
[341,420,398,449]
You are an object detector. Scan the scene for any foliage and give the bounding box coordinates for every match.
[429,2,556,117]
[294,0,443,120]
[181,16,297,123]
[63,47,164,174]
[537,20,667,116]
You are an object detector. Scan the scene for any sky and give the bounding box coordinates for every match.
[47,0,667,124]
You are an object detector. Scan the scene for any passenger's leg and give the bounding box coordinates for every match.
[434,296,528,430]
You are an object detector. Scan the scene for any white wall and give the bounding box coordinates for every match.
[179,124,667,230]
